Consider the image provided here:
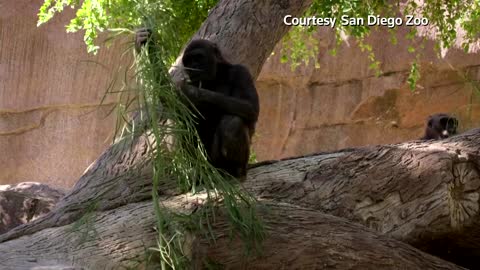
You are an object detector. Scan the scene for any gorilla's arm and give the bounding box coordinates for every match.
[182,84,258,123]
[181,65,259,123]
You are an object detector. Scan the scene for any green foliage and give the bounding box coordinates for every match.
[281,27,320,70]
[248,148,258,164]
[281,0,392,71]
[281,0,480,90]
[308,0,388,38]
[38,0,480,90]
[460,1,480,51]
[404,0,477,50]
[38,0,217,54]
[407,60,420,91]
[358,39,381,76]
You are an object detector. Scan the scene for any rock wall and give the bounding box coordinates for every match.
[2,1,480,187]
[254,26,480,160]
[0,1,126,188]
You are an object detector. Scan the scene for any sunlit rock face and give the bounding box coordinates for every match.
[254,26,480,161]
[2,0,480,188]
[0,0,127,187]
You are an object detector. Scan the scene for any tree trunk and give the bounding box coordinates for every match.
[171,0,314,80]
[2,131,480,269]
[0,197,467,270]
[246,128,480,268]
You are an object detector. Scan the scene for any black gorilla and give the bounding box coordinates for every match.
[181,40,259,178]
[136,30,259,179]
[421,113,458,140]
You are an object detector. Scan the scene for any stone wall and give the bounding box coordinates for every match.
[254,26,480,160]
[0,1,126,188]
[1,1,480,187]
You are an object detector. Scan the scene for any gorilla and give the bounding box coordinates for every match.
[136,30,259,179]
[421,113,458,140]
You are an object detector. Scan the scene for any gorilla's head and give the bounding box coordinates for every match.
[182,39,227,83]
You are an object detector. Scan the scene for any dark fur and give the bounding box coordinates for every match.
[181,39,259,179]
[135,30,259,179]
[421,113,458,140]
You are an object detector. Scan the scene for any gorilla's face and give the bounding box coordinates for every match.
[182,42,218,83]
[440,116,458,138]
[428,115,458,139]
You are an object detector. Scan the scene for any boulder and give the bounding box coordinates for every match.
[0,182,66,234]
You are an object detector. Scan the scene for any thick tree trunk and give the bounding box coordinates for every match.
[0,197,467,270]
[2,130,480,269]
[246,128,480,268]
[171,0,314,80]
[191,204,466,270]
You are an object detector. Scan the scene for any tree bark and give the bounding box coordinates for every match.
[245,128,480,268]
[2,130,480,269]
[0,196,467,270]
[170,0,313,81]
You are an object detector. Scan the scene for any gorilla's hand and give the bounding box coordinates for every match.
[181,84,200,103]
[135,28,152,53]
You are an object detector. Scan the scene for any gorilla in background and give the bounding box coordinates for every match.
[421,113,458,140]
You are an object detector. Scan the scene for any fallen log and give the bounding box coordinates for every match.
[0,196,467,270]
[246,128,480,268]
[2,129,480,268]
